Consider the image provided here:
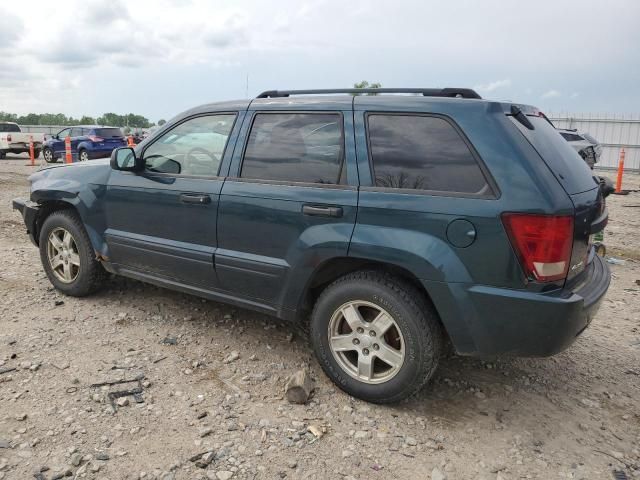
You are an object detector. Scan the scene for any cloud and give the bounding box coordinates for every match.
[0,13,25,49]
[83,0,130,25]
[203,13,249,48]
[541,89,561,99]
[474,78,512,92]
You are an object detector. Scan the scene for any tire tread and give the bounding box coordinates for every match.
[311,270,443,403]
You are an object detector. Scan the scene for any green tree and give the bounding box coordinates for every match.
[158,119,166,126]
[353,81,382,95]
[79,115,96,125]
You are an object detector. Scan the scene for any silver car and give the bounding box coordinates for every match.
[558,129,602,169]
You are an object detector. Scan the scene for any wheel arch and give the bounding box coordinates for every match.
[296,256,450,341]
[31,200,78,246]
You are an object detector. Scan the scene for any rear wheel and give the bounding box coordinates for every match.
[39,210,106,296]
[78,149,89,162]
[43,147,55,163]
[33,149,41,158]
[310,271,443,403]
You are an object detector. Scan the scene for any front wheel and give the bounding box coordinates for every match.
[310,271,443,404]
[39,210,106,296]
[42,147,56,163]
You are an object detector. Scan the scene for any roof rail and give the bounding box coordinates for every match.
[256,88,482,99]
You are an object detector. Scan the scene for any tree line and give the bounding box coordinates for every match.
[0,111,167,129]
[0,82,382,128]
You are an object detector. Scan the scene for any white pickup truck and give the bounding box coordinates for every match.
[0,122,44,159]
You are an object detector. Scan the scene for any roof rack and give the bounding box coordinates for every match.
[256,88,482,99]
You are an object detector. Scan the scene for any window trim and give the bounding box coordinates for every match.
[238,110,347,186]
[364,112,499,199]
[140,112,238,179]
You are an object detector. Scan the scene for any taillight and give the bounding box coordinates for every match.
[502,213,574,282]
[7,134,12,142]
[88,135,104,142]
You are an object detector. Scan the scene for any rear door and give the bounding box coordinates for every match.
[216,99,358,311]
[104,112,240,288]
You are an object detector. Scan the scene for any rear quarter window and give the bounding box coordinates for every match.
[366,114,493,196]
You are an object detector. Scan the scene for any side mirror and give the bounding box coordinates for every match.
[110,147,144,172]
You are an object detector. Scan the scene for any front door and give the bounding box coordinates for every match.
[52,128,71,156]
[104,113,238,288]
[216,104,358,311]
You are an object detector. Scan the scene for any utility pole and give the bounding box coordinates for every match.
[245,73,249,99]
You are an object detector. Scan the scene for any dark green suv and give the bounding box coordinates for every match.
[13,88,611,403]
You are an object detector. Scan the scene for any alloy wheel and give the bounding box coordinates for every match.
[46,227,80,283]
[328,300,405,384]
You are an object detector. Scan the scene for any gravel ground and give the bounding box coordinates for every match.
[1,155,639,480]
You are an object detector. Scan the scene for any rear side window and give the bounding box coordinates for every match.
[95,128,123,138]
[0,124,20,133]
[366,114,491,195]
[241,113,344,184]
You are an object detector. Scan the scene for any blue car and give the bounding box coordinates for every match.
[42,126,126,163]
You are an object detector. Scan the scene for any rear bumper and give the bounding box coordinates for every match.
[1,142,42,152]
[424,255,611,357]
[12,198,40,245]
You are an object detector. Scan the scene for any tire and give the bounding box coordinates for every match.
[0,151,6,159]
[310,270,443,404]
[78,149,89,162]
[39,210,106,296]
[43,147,56,163]
[33,149,41,158]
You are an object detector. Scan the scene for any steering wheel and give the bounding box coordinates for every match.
[185,147,217,163]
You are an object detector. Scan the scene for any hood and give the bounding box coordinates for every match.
[29,158,112,197]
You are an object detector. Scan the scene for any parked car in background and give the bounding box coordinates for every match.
[0,122,44,159]
[13,88,611,403]
[42,126,126,163]
[557,128,602,169]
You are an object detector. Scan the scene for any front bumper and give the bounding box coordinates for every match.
[12,198,40,245]
[424,255,611,357]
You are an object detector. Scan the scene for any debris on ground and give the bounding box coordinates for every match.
[284,368,315,404]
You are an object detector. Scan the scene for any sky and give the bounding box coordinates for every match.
[1,0,639,123]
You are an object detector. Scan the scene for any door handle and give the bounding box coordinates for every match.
[180,193,211,205]
[302,205,343,218]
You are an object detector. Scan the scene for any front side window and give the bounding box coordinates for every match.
[367,114,491,195]
[143,114,236,176]
[241,113,344,184]
[57,128,71,138]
